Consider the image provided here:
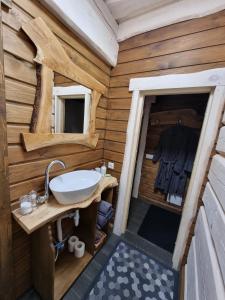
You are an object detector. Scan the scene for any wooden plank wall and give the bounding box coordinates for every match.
[3,0,110,296]
[0,2,14,299]
[105,10,225,180]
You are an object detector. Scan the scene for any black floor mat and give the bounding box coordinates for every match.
[138,205,181,253]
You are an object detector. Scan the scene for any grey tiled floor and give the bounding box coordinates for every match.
[18,198,173,300]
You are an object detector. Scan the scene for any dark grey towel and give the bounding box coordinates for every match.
[98,200,112,215]
[97,210,113,229]
[153,125,199,196]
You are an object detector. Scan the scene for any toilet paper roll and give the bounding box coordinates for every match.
[68,236,79,253]
[74,241,85,258]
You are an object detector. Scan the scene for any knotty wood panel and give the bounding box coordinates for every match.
[108,98,131,110]
[9,149,103,184]
[106,120,128,132]
[3,23,35,63]
[2,1,110,296]
[104,140,125,154]
[6,101,33,124]
[119,10,225,51]
[4,52,36,85]
[110,63,225,88]
[118,26,225,64]
[8,140,104,165]
[5,78,36,104]
[107,109,130,121]
[112,44,225,77]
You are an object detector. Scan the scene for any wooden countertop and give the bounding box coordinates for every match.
[12,176,118,234]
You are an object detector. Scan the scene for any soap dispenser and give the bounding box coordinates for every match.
[101,162,107,176]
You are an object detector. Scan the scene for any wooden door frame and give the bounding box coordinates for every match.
[132,96,154,198]
[0,1,14,298]
[113,68,225,270]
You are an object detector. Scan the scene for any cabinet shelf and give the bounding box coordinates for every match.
[94,229,107,252]
[140,196,182,214]
[54,251,92,300]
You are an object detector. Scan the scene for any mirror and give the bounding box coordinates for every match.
[52,76,91,134]
[21,17,104,152]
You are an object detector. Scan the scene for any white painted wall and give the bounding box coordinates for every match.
[41,0,119,66]
[184,110,225,300]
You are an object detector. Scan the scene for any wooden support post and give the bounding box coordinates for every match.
[89,90,101,134]
[31,64,54,133]
[32,224,55,300]
[76,202,98,255]
[0,1,14,299]
[132,96,153,198]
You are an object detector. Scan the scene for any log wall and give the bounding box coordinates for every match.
[3,0,110,296]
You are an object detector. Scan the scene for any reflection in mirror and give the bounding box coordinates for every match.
[52,83,91,134]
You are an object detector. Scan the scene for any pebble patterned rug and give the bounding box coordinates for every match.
[85,241,178,300]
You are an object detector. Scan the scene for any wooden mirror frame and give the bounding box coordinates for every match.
[21,17,106,151]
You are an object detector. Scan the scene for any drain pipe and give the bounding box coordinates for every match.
[57,210,80,242]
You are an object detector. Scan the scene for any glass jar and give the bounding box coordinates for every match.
[20,195,33,215]
[29,190,38,209]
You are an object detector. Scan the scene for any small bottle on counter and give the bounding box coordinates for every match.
[101,162,107,176]
[20,195,33,215]
[95,167,101,173]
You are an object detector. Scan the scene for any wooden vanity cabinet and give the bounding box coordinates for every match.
[31,206,95,300]
[25,178,118,300]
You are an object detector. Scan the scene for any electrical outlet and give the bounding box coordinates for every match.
[107,162,114,170]
[146,153,154,160]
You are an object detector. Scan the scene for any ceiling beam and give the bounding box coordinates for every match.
[105,0,176,23]
[117,0,225,41]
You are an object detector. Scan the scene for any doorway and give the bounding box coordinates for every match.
[131,93,208,254]
[113,68,225,270]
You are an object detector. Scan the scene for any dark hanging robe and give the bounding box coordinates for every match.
[152,125,199,197]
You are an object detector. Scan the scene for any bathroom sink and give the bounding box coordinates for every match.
[49,170,102,205]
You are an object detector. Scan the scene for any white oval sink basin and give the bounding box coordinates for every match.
[49,170,102,205]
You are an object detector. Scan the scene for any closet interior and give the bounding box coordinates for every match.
[131,93,209,253]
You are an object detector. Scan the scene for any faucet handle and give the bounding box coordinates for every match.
[37,194,48,204]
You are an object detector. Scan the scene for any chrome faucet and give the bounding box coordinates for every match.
[37,160,66,204]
